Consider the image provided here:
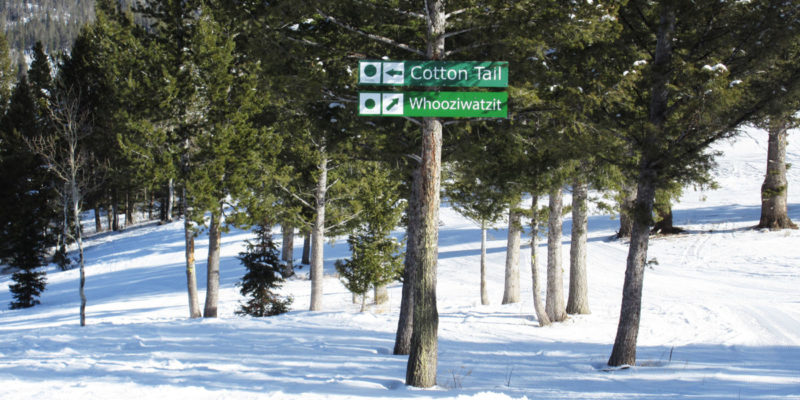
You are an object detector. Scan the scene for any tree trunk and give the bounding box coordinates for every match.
[609,4,674,367]
[125,190,135,227]
[203,209,222,318]
[112,192,120,231]
[480,224,489,306]
[147,189,154,221]
[567,178,590,315]
[758,118,797,229]
[546,187,567,322]
[301,230,311,265]
[167,178,174,222]
[394,165,421,355]
[183,189,201,318]
[609,168,657,366]
[374,284,388,305]
[618,182,637,239]
[530,195,550,327]
[309,154,328,311]
[502,204,521,304]
[106,202,112,232]
[94,205,102,233]
[405,115,442,388]
[281,222,294,264]
[652,197,679,234]
[72,182,86,327]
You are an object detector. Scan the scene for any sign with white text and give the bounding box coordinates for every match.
[359,91,507,118]
[359,61,508,88]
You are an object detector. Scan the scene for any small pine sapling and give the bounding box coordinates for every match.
[236,225,293,317]
[335,232,403,312]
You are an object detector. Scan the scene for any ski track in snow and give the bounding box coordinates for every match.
[0,127,799,399]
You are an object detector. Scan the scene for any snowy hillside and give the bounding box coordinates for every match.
[0,126,798,399]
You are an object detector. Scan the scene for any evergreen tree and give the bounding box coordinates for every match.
[335,163,404,312]
[236,225,292,317]
[0,32,14,112]
[1,76,53,309]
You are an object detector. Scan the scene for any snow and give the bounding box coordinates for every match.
[1,126,800,399]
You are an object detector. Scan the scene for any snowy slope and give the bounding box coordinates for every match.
[0,126,798,399]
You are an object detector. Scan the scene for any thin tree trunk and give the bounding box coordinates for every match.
[147,189,154,220]
[203,209,222,318]
[530,195,550,327]
[480,223,489,306]
[310,154,328,311]
[167,178,174,222]
[758,118,797,229]
[106,202,112,232]
[125,190,134,227]
[183,189,201,318]
[546,187,567,322]
[112,192,120,231]
[567,178,590,315]
[301,230,311,265]
[72,183,86,327]
[502,204,521,304]
[374,284,388,305]
[94,205,102,233]
[609,4,674,367]
[281,222,294,264]
[394,165,420,355]
[652,197,678,234]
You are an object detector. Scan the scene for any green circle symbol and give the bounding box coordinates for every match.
[365,99,377,109]
[364,64,378,77]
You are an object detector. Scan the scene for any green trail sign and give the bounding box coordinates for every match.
[359,61,508,88]
[358,91,508,118]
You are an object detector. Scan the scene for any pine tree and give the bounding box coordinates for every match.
[0,32,14,112]
[1,76,53,309]
[335,163,404,312]
[236,225,292,317]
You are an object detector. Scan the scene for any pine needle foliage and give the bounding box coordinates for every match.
[236,225,292,317]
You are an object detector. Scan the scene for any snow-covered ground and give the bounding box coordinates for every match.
[1,127,798,399]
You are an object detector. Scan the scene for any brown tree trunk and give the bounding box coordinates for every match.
[609,4,674,367]
[125,190,135,227]
[203,209,222,318]
[112,192,120,231]
[530,195,551,327]
[502,204,521,304]
[282,222,294,264]
[310,153,328,311]
[106,202,113,232]
[394,166,420,355]
[567,178,591,315]
[94,205,102,233]
[406,116,442,388]
[183,190,201,319]
[617,182,637,239]
[166,178,174,222]
[758,118,797,230]
[301,230,311,265]
[546,187,567,322]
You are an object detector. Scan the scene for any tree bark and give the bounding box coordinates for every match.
[530,195,550,327]
[480,224,489,306]
[112,192,120,231]
[301,230,311,265]
[281,222,294,264]
[609,4,674,367]
[617,182,637,239]
[546,187,567,322]
[394,165,420,355]
[166,178,174,222]
[94,205,102,233]
[106,202,112,232]
[309,154,328,311]
[758,118,797,229]
[183,190,201,318]
[502,204,521,304]
[125,190,135,227]
[406,115,442,388]
[567,179,591,315]
[72,182,86,327]
[203,209,222,318]
[652,197,680,234]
